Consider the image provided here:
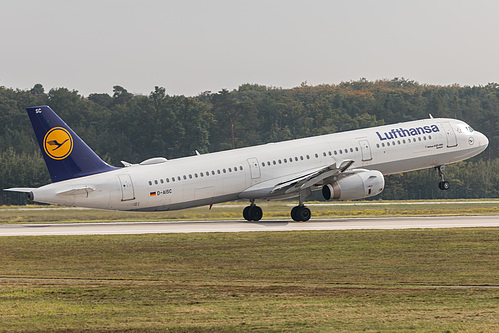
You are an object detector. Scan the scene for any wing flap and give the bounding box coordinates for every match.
[273,159,354,195]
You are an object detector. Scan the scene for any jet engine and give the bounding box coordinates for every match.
[322,170,384,201]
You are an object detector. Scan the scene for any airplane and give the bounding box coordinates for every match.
[5,106,489,222]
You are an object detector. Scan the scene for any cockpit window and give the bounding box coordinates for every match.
[467,126,474,132]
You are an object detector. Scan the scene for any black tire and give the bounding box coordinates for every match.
[250,205,263,221]
[298,206,311,222]
[438,181,450,191]
[291,206,299,221]
[442,181,450,190]
[291,206,311,222]
[243,206,251,221]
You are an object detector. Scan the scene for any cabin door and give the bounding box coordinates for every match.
[247,157,261,179]
[442,123,458,147]
[118,174,135,201]
[358,139,373,161]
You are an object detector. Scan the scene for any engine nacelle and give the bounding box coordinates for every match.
[322,170,384,201]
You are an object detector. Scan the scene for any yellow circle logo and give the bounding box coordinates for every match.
[43,127,73,160]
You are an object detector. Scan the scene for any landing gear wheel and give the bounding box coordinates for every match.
[436,166,450,191]
[243,205,263,221]
[438,181,450,191]
[250,205,263,221]
[291,205,311,222]
[243,206,251,220]
[291,206,299,221]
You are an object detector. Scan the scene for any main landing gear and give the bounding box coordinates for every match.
[243,200,263,221]
[242,194,312,222]
[436,165,450,190]
[289,189,312,222]
[290,205,311,222]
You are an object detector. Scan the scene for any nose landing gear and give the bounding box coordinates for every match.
[436,165,450,190]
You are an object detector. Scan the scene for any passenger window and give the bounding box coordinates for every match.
[339,150,343,154]
[160,179,164,184]
[284,158,287,163]
[148,181,152,186]
[154,180,158,185]
[228,168,232,172]
[189,174,192,179]
[306,155,310,159]
[166,178,169,183]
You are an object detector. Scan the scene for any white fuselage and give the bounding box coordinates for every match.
[31,118,489,211]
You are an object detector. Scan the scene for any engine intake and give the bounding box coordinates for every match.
[322,170,384,201]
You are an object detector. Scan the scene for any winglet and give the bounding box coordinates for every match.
[27,106,119,182]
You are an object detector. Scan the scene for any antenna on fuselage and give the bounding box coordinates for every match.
[429,114,433,119]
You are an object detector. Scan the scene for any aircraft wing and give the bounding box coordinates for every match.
[272,159,354,195]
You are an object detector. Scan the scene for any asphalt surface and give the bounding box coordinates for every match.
[0,216,497,236]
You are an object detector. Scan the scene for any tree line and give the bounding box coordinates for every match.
[1,78,497,204]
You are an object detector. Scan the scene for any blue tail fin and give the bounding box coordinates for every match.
[27,105,119,182]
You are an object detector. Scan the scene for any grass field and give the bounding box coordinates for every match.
[0,228,498,332]
[1,199,498,223]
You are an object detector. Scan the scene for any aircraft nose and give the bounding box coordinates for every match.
[476,132,489,151]
[480,132,489,148]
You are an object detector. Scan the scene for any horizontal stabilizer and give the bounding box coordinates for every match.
[4,188,36,193]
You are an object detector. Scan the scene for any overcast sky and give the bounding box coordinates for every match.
[1,0,498,97]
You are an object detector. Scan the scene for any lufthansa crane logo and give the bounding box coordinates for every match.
[43,127,73,160]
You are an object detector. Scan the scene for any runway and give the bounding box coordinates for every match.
[0,216,497,236]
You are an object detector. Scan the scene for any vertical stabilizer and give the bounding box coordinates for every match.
[27,105,118,182]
